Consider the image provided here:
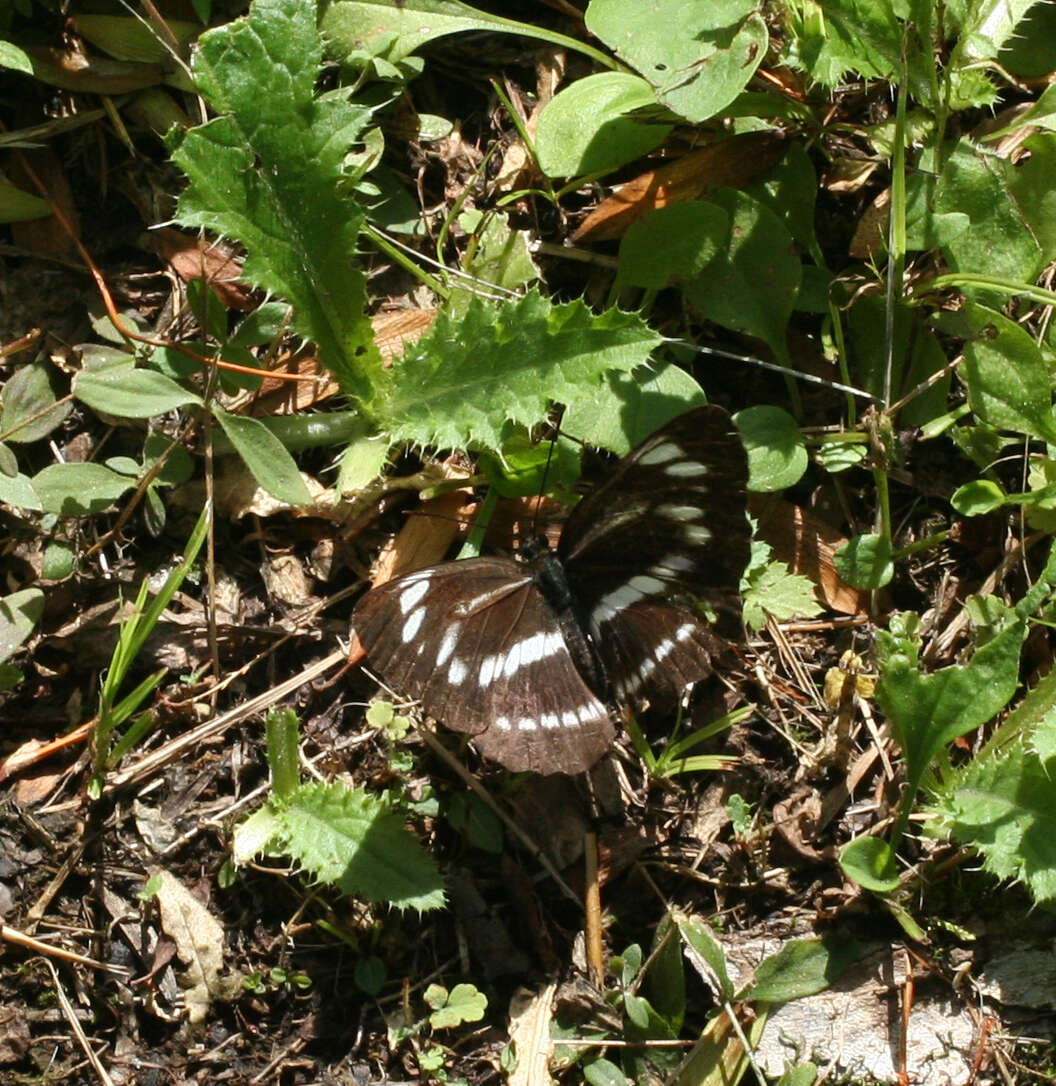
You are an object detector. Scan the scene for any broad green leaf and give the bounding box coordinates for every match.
[934,139,1044,284]
[586,0,766,123]
[535,73,671,179]
[0,41,34,75]
[426,982,487,1029]
[584,1059,629,1086]
[0,361,70,443]
[817,441,868,473]
[685,190,800,364]
[876,614,1028,789]
[644,912,685,1035]
[374,290,663,453]
[960,303,1056,443]
[1007,132,1056,263]
[74,368,203,419]
[677,913,734,1002]
[0,587,44,664]
[943,738,1056,905]
[617,202,729,291]
[321,0,610,67]
[0,174,51,221]
[734,405,807,492]
[951,479,1006,515]
[0,442,16,477]
[459,210,539,298]
[41,540,75,581]
[32,462,138,515]
[776,1064,820,1086]
[172,0,381,401]
[0,472,41,512]
[839,835,900,892]
[741,934,863,1004]
[565,363,707,456]
[213,408,312,506]
[275,781,445,911]
[834,533,893,589]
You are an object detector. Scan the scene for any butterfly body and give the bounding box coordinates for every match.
[353,405,751,775]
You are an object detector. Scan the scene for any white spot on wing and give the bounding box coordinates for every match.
[449,658,467,684]
[398,579,429,614]
[541,712,560,730]
[664,460,710,478]
[435,625,460,667]
[638,440,683,466]
[517,717,537,732]
[495,716,511,731]
[657,503,703,521]
[401,608,425,643]
[682,524,713,545]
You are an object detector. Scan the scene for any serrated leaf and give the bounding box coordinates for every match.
[943,738,1056,905]
[275,781,444,911]
[74,367,203,419]
[742,559,822,632]
[212,408,312,506]
[32,462,138,516]
[172,0,381,401]
[374,290,662,453]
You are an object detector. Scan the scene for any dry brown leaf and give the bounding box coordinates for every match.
[573,131,785,243]
[152,868,241,1025]
[506,983,558,1086]
[751,494,868,616]
[151,227,255,311]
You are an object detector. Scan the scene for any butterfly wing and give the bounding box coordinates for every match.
[558,405,750,708]
[352,557,614,774]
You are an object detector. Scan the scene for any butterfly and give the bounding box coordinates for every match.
[352,405,751,775]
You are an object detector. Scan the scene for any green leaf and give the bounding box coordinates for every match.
[0,361,71,443]
[172,0,381,401]
[374,290,663,453]
[426,982,487,1029]
[0,174,51,222]
[734,405,807,492]
[677,913,734,1002]
[583,1059,630,1086]
[0,441,16,478]
[742,559,822,632]
[876,614,1028,790]
[459,210,539,296]
[644,912,685,1034]
[951,478,1007,515]
[535,73,671,178]
[1007,132,1056,264]
[264,707,301,799]
[585,0,766,123]
[741,934,863,1004]
[960,303,1056,443]
[942,738,1056,905]
[617,202,729,291]
[834,533,893,589]
[74,367,203,419]
[212,408,312,506]
[684,190,800,364]
[0,472,43,512]
[0,587,45,665]
[839,835,900,892]
[0,41,34,75]
[275,781,445,911]
[934,140,1044,284]
[32,462,138,516]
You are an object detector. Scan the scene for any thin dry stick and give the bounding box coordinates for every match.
[105,651,343,793]
[1,924,129,975]
[583,831,604,986]
[43,958,117,1086]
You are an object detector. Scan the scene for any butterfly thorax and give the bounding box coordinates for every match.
[523,537,608,698]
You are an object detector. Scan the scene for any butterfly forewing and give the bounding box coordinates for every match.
[558,405,750,708]
[352,558,614,774]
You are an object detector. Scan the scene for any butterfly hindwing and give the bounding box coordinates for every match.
[559,405,749,708]
[352,558,614,774]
